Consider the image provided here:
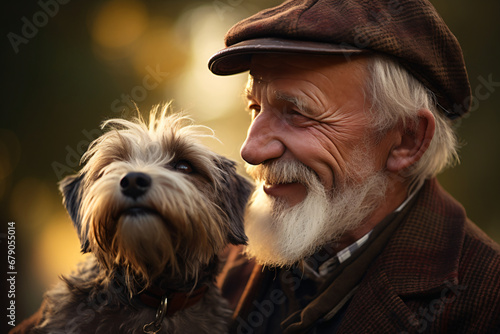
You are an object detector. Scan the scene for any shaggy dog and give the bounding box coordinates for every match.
[32,106,252,333]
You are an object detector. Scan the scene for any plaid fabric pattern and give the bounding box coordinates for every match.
[212,0,471,119]
[316,230,372,276]
[335,231,371,265]
[301,231,372,279]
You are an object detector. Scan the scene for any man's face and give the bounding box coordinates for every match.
[241,54,392,266]
[242,54,384,201]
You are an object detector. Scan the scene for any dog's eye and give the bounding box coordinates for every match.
[174,161,194,174]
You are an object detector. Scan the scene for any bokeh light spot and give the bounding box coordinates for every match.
[33,211,82,287]
[132,20,189,79]
[91,0,148,50]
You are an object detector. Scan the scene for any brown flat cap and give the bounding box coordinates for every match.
[208,0,471,119]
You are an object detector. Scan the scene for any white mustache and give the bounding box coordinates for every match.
[245,160,320,187]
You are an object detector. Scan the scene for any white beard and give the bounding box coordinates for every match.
[244,158,388,267]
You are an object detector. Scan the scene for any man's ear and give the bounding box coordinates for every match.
[386,109,435,172]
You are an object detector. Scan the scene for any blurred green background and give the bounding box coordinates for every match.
[1,0,499,329]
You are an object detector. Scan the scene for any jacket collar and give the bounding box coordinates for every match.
[372,178,466,295]
[336,178,468,333]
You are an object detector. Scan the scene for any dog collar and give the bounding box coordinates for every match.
[140,284,209,333]
[138,284,209,314]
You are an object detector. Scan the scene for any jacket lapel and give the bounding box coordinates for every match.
[338,178,467,333]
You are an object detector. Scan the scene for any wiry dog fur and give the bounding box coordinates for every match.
[33,106,253,333]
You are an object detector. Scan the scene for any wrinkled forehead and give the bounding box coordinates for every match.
[245,53,371,102]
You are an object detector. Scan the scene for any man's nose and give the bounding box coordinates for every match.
[240,111,285,165]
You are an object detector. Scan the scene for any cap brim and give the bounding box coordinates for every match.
[208,38,366,75]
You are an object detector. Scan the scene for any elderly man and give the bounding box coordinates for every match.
[209,0,500,333]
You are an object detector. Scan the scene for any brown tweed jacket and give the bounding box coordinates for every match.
[219,178,500,333]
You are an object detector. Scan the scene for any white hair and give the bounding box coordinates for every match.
[365,55,460,188]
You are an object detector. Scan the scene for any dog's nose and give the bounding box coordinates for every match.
[120,172,152,199]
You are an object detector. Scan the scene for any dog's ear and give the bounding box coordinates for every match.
[216,157,254,245]
[59,174,90,253]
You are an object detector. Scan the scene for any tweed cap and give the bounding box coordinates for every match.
[208,0,471,119]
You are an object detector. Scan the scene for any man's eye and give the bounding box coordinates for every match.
[174,161,194,174]
[288,110,315,127]
[248,104,261,119]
